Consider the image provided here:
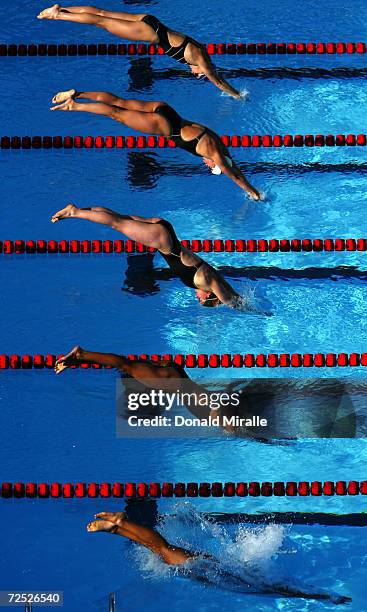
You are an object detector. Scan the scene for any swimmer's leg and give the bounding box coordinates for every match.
[52,203,158,220]
[52,90,162,113]
[50,97,170,135]
[87,513,194,565]
[38,6,157,42]
[50,205,171,250]
[48,7,146,21]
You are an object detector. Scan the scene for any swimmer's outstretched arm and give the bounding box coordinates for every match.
[206,148,261,199]
[87,512,194,565]
[205,69,241,99]
[193,50,241,99]
[207,275,241,306]
[221,158,261,200]
[269,583,351,604]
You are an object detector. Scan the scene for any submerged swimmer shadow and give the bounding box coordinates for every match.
[117,376,363,440]
[223,378,358,440]
[125,499,159,528]
[218,265,367,282]
[126,152,163,190]
[146,65,367,85]
[122,151,367,195]
[217,65,367,81]
[121,253,175,297]
[127,57,154,92]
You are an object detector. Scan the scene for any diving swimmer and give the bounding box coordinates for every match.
[87,510,351,604]
[38,5,241,98]
[51,204,245,307]
[49,90,261,198]
[54,347,357,440]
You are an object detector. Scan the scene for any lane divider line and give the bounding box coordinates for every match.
[1,353,367,369]
[1,42,367,57]
[1,134,367,149]
[1,238,367,254]
[1,481,366,498]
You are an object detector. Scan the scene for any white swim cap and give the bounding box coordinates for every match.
[211,156,233,175]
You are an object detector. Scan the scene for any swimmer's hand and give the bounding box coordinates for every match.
[330,595,352,605]
[219,89,242,100]
[248,187,263,201]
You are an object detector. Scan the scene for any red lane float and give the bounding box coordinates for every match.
[1,134,367,149]
[1,481,366,498]
[1,353,367,369]
[1,238,367,254]
[1,42,366,56]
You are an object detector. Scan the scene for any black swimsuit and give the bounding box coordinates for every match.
[155,104,207,156]
[157,220,204,289]
[142,14,202,64]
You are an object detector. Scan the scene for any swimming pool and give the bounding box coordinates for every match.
[2,0,367,609]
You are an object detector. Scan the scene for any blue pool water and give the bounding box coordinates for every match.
[2,0,367,610]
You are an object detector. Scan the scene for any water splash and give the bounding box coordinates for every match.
[220,87,249,100]
[232,284,273,316]
[239,88,250,101]
[131,503,287,592]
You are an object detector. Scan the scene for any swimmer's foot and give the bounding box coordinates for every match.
[52,89,77,104]
[54,345,82,375]
[95,511,127,525]
[87,520,119,534]
[50,97,76,112]
[37,4,60,19]
[51,203,77,223]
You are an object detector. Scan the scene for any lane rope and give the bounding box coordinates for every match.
[1,353,367,369]
[1,481,366,498]
[1,238,367,254]
[1,42,367,57]
[1,134,367,149]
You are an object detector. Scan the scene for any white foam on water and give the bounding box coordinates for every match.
[131,503,287,590]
